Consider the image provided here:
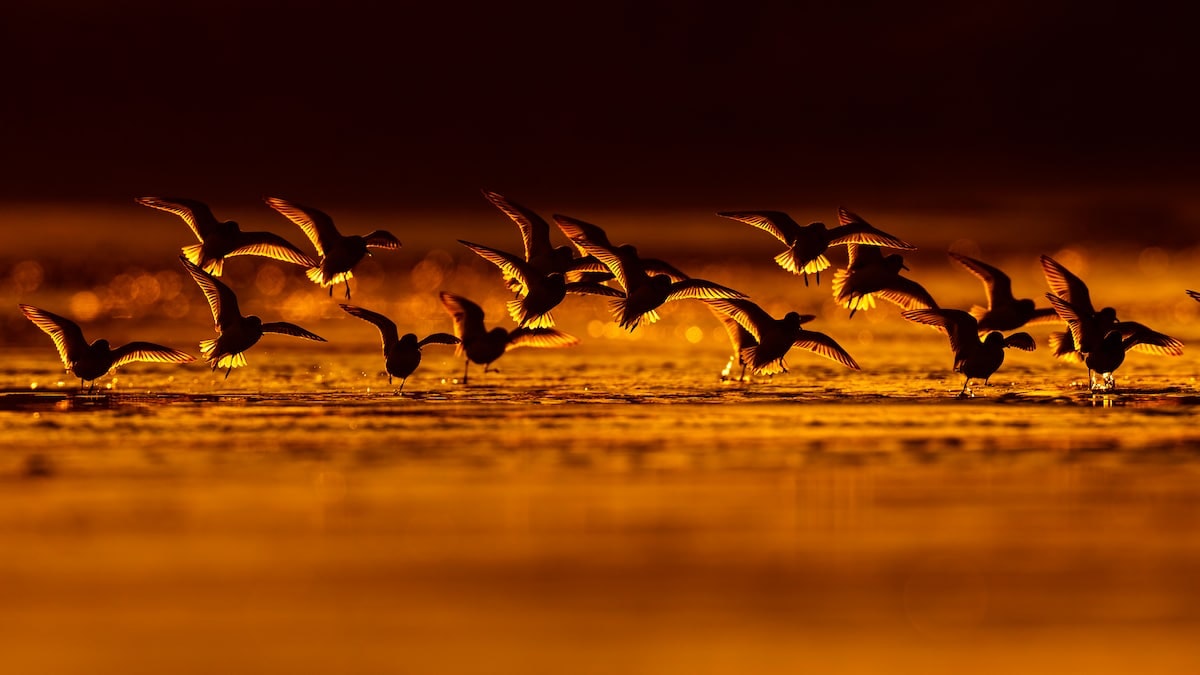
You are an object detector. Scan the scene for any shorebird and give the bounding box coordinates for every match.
[555,215,746,330]
[832,244,936,318]
[180,256,327,378]
[265,197,401,299]
[949,252,1059,331]
[481,190,612,287]
[903,308,1035,397]
[717,207,915,286]
[438,291,578,383]
[458,239,623,328]
[706,298,859,382]
[19,304,193,391]
[137,197,315,276]
[340,304,459,392]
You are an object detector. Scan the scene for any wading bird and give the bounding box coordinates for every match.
[340,304,459,392]
[717,207,915,286]
[19,304,194,391]
[949,252,1059,331]
[903,307,1035,397]
[137,196,316,276]
[832,244,936,318]
[706,299,859,382]
[181,256,327,378]
[1040,254,1119,360]
[265,197,401,299]
[556,215,746,330]
[439,291,578,384]
[458,239,623,328]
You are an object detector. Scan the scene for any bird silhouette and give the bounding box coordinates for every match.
[555,216,745,330]
[340,304,459,392]
[265,197,401,299]
[1040,254,1119,361]
[458,239,623,328]
[481,191,612,286]
[903,307,1035,397]
[706,298,859,382]
[718,207,915,286]
[832,244,936,318]
[949,252,1059,331]
[438,291,579,383]
[180,256,327,378]
[19,304,194,391]
[137,197,316,276]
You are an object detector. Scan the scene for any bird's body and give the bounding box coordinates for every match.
[137,197,314,276]
[707,299,859,381]
[340,304,458,391]
[265,197,401,299]
[718,207,915,286]
[832,244,936,318]
[949,252,1059,331]
[439,292,579,383]
[19,304,194,390]
[180,256,327,377]
[902,308,1036,396]
[555,216,745,330]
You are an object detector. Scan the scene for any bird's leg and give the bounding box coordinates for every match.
[958,376,971,398]
[462,359,469,385]
[343,281,352,300]
[815,270,820,286]
[78,377,84,393]
[848,306,857,320]
[388,374,393,385]
[225,365,233,380]
[1087,368,1096,390]
[328,285,333,298]
[399,378,407,394]
[739,364,747,383]
[803,272,809,288]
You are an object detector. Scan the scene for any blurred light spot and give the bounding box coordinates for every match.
[405,293,437,319]
[354,258,385,292]
[69,291,103,321]
[857,330,874,346]
[712,326,729,344]
[10,260,44,293]
[602,322,623,339]
[133,273,161,304]
[948,238,981,259]
[1052,248,1086,275]
[587,320,605,338]
[1137,247,1168,276]
[684,325,704,344]
[411,254,449,291]
[282,290,321,322]
[162,297,190,319]
[256,263,287,296]
[156,270,183,300]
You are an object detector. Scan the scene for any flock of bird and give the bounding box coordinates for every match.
[14,191,1196,396]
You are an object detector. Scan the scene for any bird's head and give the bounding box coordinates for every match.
[1017,298,1036,314]
[400,333,419,348]
[983,332,1006,349]
[886,254,909,272]
[1098,307,1118,323]
[92,338,110,351]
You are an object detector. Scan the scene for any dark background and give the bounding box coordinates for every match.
[1,1,1197,230]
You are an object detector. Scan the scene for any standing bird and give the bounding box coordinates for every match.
[1040,254,1120,360]
[555,215,746,330]
[438,291,579,384]
[706,299,859,382]
[717,207,915,286]
[180,256,327,378]
[458,239,623,328]
[137,197,316,276]
[832,244,937,318]
[902,308,1036,397]
[481,190,611,286]
[949,252,1059,331]
[19,304,194,391]
[264,197,401,299]
[339,304,459,392]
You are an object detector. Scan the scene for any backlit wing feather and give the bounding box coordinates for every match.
[19,304,88,368]
[264,197,341,256]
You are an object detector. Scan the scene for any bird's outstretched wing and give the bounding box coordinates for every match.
[483,190,553,263]
[716,211,802,245]
[1116,321,1184,356]
[794,330,861,370]
[111,342,195,367]
[553,215,613,255]
[19,304,88,368]
[1040,255,1095,315]
[876,277,938,311]
[363,230,401,250]
[136,196,219,241]
[902,308,976,355]
[180,256,241,325]
[260,322,327,342]
[418,333,461,348]
[704,298,771,343]
[438,291,486,352]
[1003,333,1037,351]
[506,328,580,350]
[565,282,625,298]
[827,222,916,250]
[264,197,341,256]
[340,304,398,349]
[949,253,1014,307]
[642,258,690,282]
[459,239,534,294]
[665,279,747,302]
[227,231,318,267]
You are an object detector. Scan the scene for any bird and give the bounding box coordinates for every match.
[903,307,1035,397]
[137,196,316,276]
[553,215,691,281]
[1045,293,1182,390]
[19,304,194,391]
[717,207,916,286]
[180,256,327,378]
[458,239,623,328]
[339,304,459,392]
[831,244,936,318]
[948,252,1059,331]
[706,298,859,382]
[555,215,746,330]
[481,190,612,286]
[1039,254,1119,361]
[1188,290,1199,302]
[264,197,401,299]
[438,291,579,383]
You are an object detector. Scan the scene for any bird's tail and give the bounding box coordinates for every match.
[182,244,222,275]
[1048,331,1083,363]
[611,299,659,330]
[506,300,555,329]
[775,248,829,276]
[831,269,875,312]
[199,338,218,360]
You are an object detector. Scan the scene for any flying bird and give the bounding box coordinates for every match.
[831,244,936,318]
[948,252,1059,331]
[137,196,315,276]
[340,304,459,392]
[555,215,746,330]
[481,190,612,286]
[903,307,1035,397]
[458,239,623,328]
[265,197,401,299]
[438,291,579,384]
[717,207,915,286]
[19,304,194,391]
[180,256,327,378]
[706,298,859,382]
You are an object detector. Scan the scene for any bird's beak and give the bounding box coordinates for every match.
[901,263,910,271]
